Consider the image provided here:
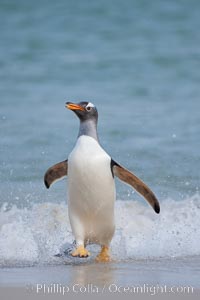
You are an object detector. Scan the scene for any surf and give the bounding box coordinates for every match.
[0,194,200,267]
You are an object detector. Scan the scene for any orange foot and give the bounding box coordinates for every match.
[71,245,90,258]
[95,246,111,262]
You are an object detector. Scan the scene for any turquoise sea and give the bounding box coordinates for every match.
[0,0,200,266]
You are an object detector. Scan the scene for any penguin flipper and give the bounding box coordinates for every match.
[44,160,68,189]
[111,159,160,214]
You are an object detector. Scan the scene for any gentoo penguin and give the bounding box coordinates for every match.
[44,102,160,262]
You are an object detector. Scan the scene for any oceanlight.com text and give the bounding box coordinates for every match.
[27,283,194,296]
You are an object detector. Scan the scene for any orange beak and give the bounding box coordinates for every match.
[65,102,85,111]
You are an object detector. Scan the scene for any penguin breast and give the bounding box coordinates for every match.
[67,135,116,213]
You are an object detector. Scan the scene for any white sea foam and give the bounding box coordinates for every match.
[0,195,200,267]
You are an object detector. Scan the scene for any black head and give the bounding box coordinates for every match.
[66,101,98,123]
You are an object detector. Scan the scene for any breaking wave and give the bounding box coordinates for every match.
[0,194,200,267]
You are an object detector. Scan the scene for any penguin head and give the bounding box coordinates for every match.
[66,101,98,122]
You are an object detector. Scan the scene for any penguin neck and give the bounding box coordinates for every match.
[78,119,99,142]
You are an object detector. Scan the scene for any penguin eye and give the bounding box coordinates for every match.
[86,106,92,112]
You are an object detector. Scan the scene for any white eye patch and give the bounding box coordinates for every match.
[86,102,95,109]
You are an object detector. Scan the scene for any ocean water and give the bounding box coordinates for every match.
[0,0,200,266]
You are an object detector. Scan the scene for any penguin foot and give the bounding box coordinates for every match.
[71,245,90,258]
[95,246,111,263]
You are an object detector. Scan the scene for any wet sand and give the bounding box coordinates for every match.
[0,257,200,299]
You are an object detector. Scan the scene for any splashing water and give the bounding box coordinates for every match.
[0,194,200,267]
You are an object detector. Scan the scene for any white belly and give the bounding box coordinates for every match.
[67,135,116,245]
